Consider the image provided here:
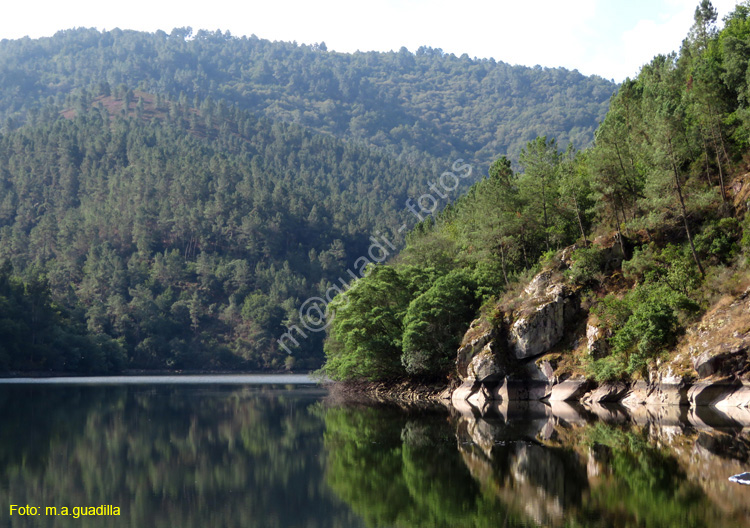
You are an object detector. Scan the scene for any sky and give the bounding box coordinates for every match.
[1,0,744,81]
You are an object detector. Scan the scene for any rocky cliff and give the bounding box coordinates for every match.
[450,235,750,411]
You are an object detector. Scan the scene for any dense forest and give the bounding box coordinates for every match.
[324,1,750,382]
[0,27,614,167]
[0,24,616,372]
[0,92,440,371]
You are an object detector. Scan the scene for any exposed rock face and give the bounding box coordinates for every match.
[714,385,750,408]
[687,381,743,406]
[584,382,630,403]
[452,380,481,404]
[694,349,747,377]
[493,379,551,402]
[508,273,579,360]
[446,242,750,412]
[677,289,750,378]
[455,251,583,397]
[518,358,557,383]
[456,319,496,381]
[465,342,504,382]
[585,317,609,360]
[509,296,565,359]
[620,380,649,408]
[547,379,591,401]
[645,383,689,406]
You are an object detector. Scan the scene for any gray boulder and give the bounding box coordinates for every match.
[585,382,630,403]
[508,281,577,360]
[465,342,504,382]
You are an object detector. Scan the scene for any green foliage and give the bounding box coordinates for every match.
[470,259,508,301]
[539,250,559,268]
[741,214,750,251]
[694,217,740,263]
[565,247,604,286]
[324,266,417,381]
[610,297,678,375]
[590,272,698,381]
[8,1,750,378]
[587,354,629,383]
[0,27,620,373]
[324,264,478,381]
[623,244,702,296]
[0,29,615,167]
[0,261,125,372]
[324,136,596,382]
[0,99,435,371]
[401,270,479,377]
[323,0,750,383]
[488,155,513,185]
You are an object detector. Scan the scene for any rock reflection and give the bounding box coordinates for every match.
[323,399,750,527]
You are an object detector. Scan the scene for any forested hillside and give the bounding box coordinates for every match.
[0,28,615,167]
[0,93,433,372]
[0,25,617,373]
[324,1,750,383]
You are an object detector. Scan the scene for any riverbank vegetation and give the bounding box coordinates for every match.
[324,1,750,382]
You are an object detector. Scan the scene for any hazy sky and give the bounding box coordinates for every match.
[2,0,743,81]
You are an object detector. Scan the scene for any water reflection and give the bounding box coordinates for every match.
[321,400,750,528]
[4,382,750,528]
[0,384,363,528]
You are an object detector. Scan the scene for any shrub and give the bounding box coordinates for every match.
[694,217,740,263]
[588,281,696,380]
[565,247,604,286]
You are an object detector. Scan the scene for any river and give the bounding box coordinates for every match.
[1,376,749,527]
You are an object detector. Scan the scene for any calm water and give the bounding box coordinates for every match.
[1,377,750,527]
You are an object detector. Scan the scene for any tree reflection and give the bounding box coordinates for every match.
[320,404,529,527]
[320,403,750,528]
[0,384,361,528]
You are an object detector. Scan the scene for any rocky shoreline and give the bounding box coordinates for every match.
[450,377,750,413]
[337,377,750,415]
[328,378,456,404]
[336,237,750,412]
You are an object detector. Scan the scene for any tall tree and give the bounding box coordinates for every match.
[641,54,705,276]
[519,136,561,252]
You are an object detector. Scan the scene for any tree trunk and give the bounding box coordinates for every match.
[668,138,705,277]
[706,103,728,203]
[614,140,638,216]
[573,195,588,247]
[715,149,727,203]
[612,203,627,260]
[698,126,715,187]
[499,243,510,287]
[541,179,550,252]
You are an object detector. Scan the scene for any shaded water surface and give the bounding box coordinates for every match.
[2,378,750,527]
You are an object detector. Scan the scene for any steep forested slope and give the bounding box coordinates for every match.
[323,1,750,383]
[0,28,615,167]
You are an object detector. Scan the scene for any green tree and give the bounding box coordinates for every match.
[324,266,413,381]
[401,269,479,377]
[519,136,561,251]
